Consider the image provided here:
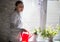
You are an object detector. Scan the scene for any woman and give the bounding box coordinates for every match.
[9,1,24,42]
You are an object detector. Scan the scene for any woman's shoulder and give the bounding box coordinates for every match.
[11,11,17,16]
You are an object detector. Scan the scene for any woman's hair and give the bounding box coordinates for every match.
[15,0,23,6]
[15,0,23,11]
[21,29,28,32]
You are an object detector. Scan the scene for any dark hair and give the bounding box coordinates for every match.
[15,1,23,6]
[20,29,28,32]
[20,29,28,34]
[15,0,23,10]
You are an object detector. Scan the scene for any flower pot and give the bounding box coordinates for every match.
[48,37,53,42]
[33,34,37,42]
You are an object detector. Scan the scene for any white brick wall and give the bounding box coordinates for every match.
[0,0,17,42]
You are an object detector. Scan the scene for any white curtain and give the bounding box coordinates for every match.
[39,0,47,30]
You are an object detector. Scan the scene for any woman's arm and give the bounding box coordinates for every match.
[10,12,18,28]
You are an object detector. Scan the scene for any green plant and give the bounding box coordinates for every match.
[39,25,60,38]
[40,29,57,38]
[33,27,41,35]
[32,25,60,38]
[33,28,38,35]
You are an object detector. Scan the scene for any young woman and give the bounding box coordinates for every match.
[9,1,24,42]
[10,0,24,29]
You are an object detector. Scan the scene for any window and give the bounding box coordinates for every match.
[21,0,40,32]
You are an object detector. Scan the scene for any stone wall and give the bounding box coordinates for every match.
[0,0,18,42]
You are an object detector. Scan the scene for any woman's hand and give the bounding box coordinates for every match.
[16,32,21,41]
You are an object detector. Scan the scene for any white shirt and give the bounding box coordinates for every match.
[10,11,22,28]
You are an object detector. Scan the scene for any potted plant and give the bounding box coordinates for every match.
[39,25,60,42]
[33,28,38,42]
